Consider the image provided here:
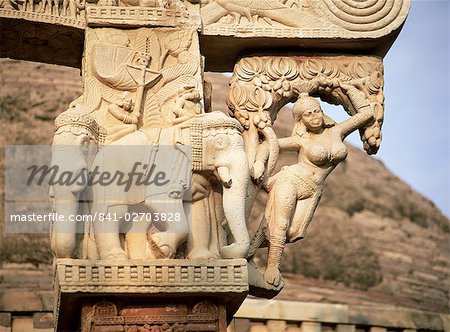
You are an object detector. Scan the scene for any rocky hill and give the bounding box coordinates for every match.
[0,59,448,314]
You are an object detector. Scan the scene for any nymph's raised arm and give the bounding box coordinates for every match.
[337,86,375,138]
[278,137,300,151]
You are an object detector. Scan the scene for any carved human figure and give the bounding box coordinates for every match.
[61,0,84,17]
[251,83,374,287]
[105,92,138,144]
[163,86,201,125]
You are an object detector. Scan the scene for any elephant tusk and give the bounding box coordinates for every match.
[217,166,232,188]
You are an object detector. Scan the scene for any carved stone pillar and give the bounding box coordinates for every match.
[52,4,251,332]
[54,259,248,331]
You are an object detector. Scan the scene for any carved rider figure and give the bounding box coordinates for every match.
[105,92,138,144]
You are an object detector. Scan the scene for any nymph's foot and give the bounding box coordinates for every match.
[264,266,282,287]
[220,243,249,259]
[187,248,217,260]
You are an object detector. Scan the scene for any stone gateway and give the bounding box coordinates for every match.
[0,0,410,330]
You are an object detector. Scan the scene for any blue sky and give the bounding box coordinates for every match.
[326,0,449,217]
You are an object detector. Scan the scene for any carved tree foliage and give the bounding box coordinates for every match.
[227,56,384,155]
[80,27,202,130]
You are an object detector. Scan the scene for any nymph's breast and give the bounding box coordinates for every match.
[303,141,348,166]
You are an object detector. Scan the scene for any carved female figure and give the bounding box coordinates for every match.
[255,83,374,287]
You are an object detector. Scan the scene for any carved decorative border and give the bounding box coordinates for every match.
[0,8,86,28]
[203,26,343,39]
[56,259,249,293]
[86,6,201,28]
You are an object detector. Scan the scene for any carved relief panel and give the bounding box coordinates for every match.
[201,0,410,39]
[81,27,204,140]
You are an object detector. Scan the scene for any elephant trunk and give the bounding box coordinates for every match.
[220,152,251,258]
[51,190,81,258]
[50,146,88,258]
[259,126,279,177]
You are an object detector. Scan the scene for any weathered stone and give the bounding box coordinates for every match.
[348,307,445,330]
[250,326,268,332]
[266,320,287,332]
[336,324,356,332]
[301,321,321,332]
[369,327,387,332]
[38,292,54,311]
[235,299,348,323]
[11,317,33,332]
[200,0,411,70]
[0,313,11,328]
[33,313,54,329]
[79,299,227,332]
[0,290,43,312]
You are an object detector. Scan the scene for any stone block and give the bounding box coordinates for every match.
[336,324,356,332]
[0,313,11,328]
[369,328,387,332]
[235,299,348,324]
[266,320,287,332]
[301,321,321,332]
[11,317,33,332]
[38,292,54,311]
[0,290,43,312]
[33,313,54,329]
[54,259,248,332]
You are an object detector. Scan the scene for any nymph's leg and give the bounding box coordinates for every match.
[265,183,297,287]
[247,217,268,259]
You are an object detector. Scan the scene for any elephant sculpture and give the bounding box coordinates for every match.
[87,111,250,260]
[50,109,251,261]
[50,106,105,258]
[180,112,251,260]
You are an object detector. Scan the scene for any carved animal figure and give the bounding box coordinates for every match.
[50,106,104,258]
[80,112,251,261]
[202,0,304,27]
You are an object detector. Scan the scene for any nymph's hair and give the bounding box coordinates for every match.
[292,95,335,136]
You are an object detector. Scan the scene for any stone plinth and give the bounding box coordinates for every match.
[54,259,248,331]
